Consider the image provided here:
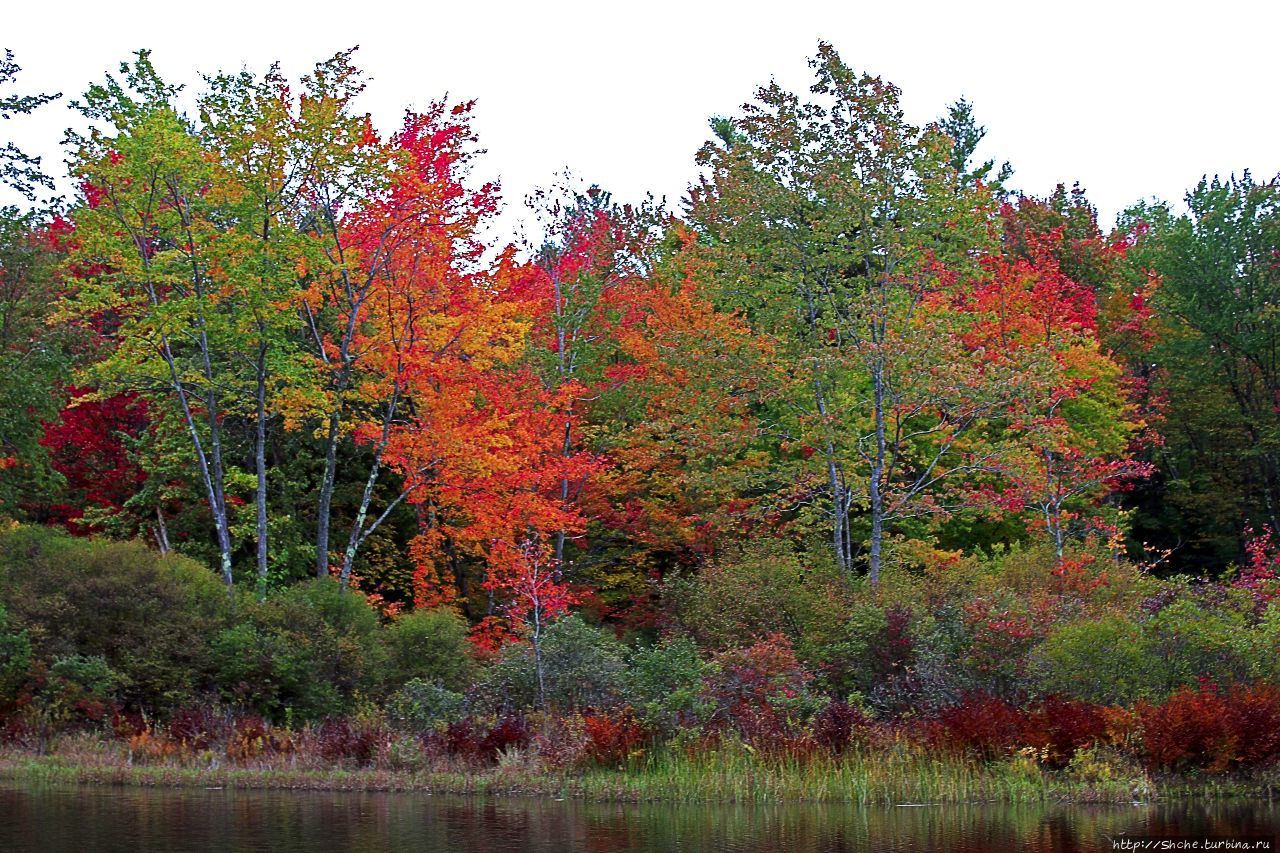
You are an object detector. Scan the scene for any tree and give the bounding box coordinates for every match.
[1122,174,1280,569]
[60,52,242,590]
[484,537,576,708]
[0,49,60,202]
[939,98,1012,196]
[688,42,1035,582]
[962,227,1152,560]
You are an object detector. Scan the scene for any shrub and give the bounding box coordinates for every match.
[210,579,387,722]
[311,717,384,766]
[663,543,849,654]
[384,607,475,691]
[932,693,1028,758]
[583,707,647,766]
[1144,595,1253,693]
[1022,695,1108,767]
[810,700,869,756]
[469,616,625,712]
[225,714,292,762]
[386,679,465,732]
[166,705,226,751]
[441,715,531,764]
[621,636,710,734]
[703,634,820,737]
[812,602,916,701]
[1138,682,1280,773]
[1031,616,1159,705]
[0,526,227,711]
[0,603,31,707]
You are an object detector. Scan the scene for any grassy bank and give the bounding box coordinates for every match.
[4,737,1274,805]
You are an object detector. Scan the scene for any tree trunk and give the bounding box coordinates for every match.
[255,346,270,600]
[869,357,887,587]
[315,410,341,579]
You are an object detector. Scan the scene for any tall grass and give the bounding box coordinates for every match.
[0,735,1164,804]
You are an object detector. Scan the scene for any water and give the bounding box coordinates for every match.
[0,782,1276,852]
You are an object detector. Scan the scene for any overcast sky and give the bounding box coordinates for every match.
[4,0,1277,238]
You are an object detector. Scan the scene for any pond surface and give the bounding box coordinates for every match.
[0,782,1277,852]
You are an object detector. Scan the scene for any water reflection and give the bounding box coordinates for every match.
[0,783,1276,852]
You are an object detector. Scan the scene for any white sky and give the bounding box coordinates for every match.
[4,0,1277,239]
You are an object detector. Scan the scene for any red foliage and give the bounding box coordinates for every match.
[166,706,226,751]
[1022,695,1108,767]
[583,708,648,766]
[1138,683,1280,773]
[312,717,383,766]
[932,693,1028,758]
[704,634,812,725]
[810,701,869,756]
[1239,526,1280,607]
[442,714,531,763]
[39,388,148,535]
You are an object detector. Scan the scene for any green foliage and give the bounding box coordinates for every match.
[1031,616,1159,705]
[386,678,465,732]
[0,602,32,705]
[0,525,227,710]
[48,654,120,702]
[1144,592,1254,690]
[1123,175,1280,572]
[622,636,712,733]
[664,543,849,659]
[470,616,626,713]
[384,607,475,691]
[210,579,386,723]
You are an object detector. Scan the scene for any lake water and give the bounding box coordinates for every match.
[1,782,1277,852]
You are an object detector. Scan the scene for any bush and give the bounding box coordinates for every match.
[703,634,821,738]
[210,579,386,722]
[311,717,384,766]
[469,616,625,712]
[932,693,1028,758]
[441,714,531,764]
[1137,682,1280,773]
[621,636,710,733]
[810,700,869,756]
[1031,616,1159,705]
[583,708,648,766]
[386,679,465,732]
[812,602,916,699]
[1144,594,1254,693]
[663,543,849,655]
[384,607,475,691]
[33,654,122,731]
[1022,696,1109,768]
[0,603,31,707]
[0,526,228,711]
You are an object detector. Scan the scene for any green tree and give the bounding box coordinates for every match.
[688,42,1034,582]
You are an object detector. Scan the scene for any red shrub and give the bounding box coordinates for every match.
[480,714,531,758]
[226,714,292,762]
[874,607,915,675]
[934,693,1028,758]
[1231,684,1280,766]
[109,708,147,740]
[1023,695,1108,767]
[1139,683,1280,773]
[443,719,484,759]
[810,701,869,756]
[705,634,812,734]
[583,708,647,766]
[313,717,382,766]
[443,715,531,763]
[167,706,226,751]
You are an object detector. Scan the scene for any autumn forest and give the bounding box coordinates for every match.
[1,43,1279,797]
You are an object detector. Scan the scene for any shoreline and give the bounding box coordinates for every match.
[3,748,1276,805]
